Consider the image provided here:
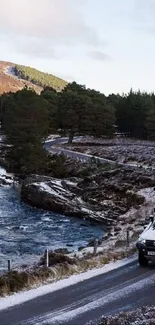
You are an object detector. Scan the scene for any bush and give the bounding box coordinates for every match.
[6,271,29,292]
[39,251,76,267]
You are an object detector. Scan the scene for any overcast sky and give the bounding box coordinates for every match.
[1,0,155,95]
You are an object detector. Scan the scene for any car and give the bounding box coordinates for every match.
[136,215,155,266]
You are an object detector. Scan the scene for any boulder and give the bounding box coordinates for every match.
[21,175,84,217]
[21,175,112,223]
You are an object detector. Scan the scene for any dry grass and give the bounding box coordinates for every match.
[0,61,42,94]
[0,246,137,297]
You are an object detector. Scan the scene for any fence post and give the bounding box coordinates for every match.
[126,229,130,247]
[8,259,11,272]
[45,249,49,267]
[93,239,98,256]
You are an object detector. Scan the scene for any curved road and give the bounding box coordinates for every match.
[44,137,142,167]
[1,259,155,324]
[44,137,118,164]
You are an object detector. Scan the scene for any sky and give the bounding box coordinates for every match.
[0,0,155,95]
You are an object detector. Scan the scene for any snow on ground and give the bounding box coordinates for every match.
[46,135,60,141]
[65,138,155,169]
[88,306,155,325]
[138,187,155,203]
[0,256,136,311]
[4,66,19,80]
[34,181,68,198]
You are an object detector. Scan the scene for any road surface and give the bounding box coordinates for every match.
[44,137,142,167]
[1,260,155,325]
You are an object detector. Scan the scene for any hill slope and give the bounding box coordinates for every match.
[0,61,67,95]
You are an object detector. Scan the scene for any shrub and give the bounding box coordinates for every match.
[39,251,76,267]
[6,271,29,292]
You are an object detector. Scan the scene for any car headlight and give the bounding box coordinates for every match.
[138,238,146,244]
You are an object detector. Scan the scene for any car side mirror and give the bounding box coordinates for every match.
[144,225,147,229]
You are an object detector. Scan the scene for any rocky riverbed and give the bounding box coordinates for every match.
[21,156,155,247]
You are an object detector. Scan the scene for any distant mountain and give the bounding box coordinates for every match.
[0,61,68,95]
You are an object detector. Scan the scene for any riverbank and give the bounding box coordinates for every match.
[20,159,155,240]
[0,247,136,298]
[0,171,104,272]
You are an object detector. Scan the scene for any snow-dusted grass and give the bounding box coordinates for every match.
[0,255,136,311]
[66,138,155,169]
[88,306,155,325]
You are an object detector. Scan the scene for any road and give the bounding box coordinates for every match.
[44,137,141,167]
[44,137,119,165]
[1,260,155,325]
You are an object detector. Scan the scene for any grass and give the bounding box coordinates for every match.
[15,64,67,91]
[0,247,136,297]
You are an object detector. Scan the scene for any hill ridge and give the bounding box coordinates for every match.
[0,61,67,94]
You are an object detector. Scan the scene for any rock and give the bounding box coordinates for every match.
[21,175,111,223]
[87,239,96,247]
[21,175,83,217]
[114,226,122,232]
[107,232,114,237]
[0,174,14,186]
[102,235,109,241]
[78,246,85,251]
[20,156,155,227]
[54,248,69,254]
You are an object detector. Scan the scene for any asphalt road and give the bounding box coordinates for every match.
[1,260,155,325]
[44,137,118,164]
[44,137,139,167]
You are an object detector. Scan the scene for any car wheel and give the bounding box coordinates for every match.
[138,251,148,266]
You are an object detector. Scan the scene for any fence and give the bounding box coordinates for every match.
[4,230,131,272]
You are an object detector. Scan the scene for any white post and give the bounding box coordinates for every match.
[93,239,98,256]
[45,249,49,267]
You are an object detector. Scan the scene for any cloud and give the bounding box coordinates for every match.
[0,0,103,58]
[89,50,111,61]
[8,36,61,59]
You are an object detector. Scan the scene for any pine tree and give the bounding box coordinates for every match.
[1,88,49,174]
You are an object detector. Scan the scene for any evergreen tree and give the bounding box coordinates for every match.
[1,87,49,174]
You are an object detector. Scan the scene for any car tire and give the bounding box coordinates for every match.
[138,251,148,266]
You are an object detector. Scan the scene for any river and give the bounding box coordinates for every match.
[0,167,104,271]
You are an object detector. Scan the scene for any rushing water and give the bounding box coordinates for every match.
[0,168,104,270]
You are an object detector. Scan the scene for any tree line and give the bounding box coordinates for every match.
[0,82,155,175]
[15,64,67,92]
[108,89,155,140]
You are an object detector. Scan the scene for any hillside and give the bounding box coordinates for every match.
[0,61,67,95]
[15,64,67,91]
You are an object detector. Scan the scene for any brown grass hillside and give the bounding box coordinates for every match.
[0,61,42,94]
[0,61,67,95]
